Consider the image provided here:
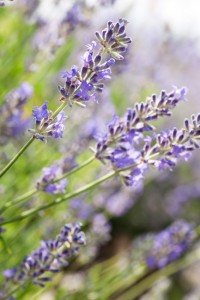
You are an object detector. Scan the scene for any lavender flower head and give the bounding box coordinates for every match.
[58,18,132,106]
[1,223,86,296]
[29,19,131,141]
[93,87,200,186]
[30,101,67,142]
[37,163,67,194]
[146,221,195,269]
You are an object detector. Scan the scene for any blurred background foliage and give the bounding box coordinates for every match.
[1,0,200,299]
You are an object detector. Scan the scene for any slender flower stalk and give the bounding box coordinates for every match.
[0,155,95,211]
[0,170,116,225]
[0,137,35,179]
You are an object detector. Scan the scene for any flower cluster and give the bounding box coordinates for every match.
[1,223,86,297]
[58,18,132,106]
[0,83,33,144]
[29,19,131,142]
[93,87,200,186]
[36,156,77,194]
[36,165,67,194]
[30,101,67,142]
[146,221,195,268]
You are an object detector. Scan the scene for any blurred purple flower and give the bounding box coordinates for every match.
[2,223,86,293]
[37,164,67,194]
[0,83,33,143]
[146,221,195,269]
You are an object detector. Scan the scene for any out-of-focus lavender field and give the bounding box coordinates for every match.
[1,0,200,299]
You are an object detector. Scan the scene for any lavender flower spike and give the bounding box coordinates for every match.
[1,223,86,296]
[146,221,195,269]
[93,87,195,186]
[58,19,132,106]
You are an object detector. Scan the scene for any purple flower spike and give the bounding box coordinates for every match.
[58,19,132,105]
[146,221,195,269]
[94,87,200,187]
[32,101,49,122]
[1,223,86,295]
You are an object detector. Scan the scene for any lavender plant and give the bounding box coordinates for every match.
[0,18,131,177]
[1,2,200,299]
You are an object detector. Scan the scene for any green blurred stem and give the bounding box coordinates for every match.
[0,170,116,225]
[54,155,95,183]
[51,100,68,119]
[0,137,35,179]
[1,189,38,212]
[1,155,95,211]
[1,151,165,223]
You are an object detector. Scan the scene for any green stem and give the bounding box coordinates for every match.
[1,155,96,211]
[0,137,35,179]
[51,100,68,119]
[1,189,38,212]
[53,155,95,183]
[0,170,116,225]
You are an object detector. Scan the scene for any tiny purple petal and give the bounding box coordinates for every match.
[32,101,49,122]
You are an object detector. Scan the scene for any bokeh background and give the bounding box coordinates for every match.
[1,0,200,299]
